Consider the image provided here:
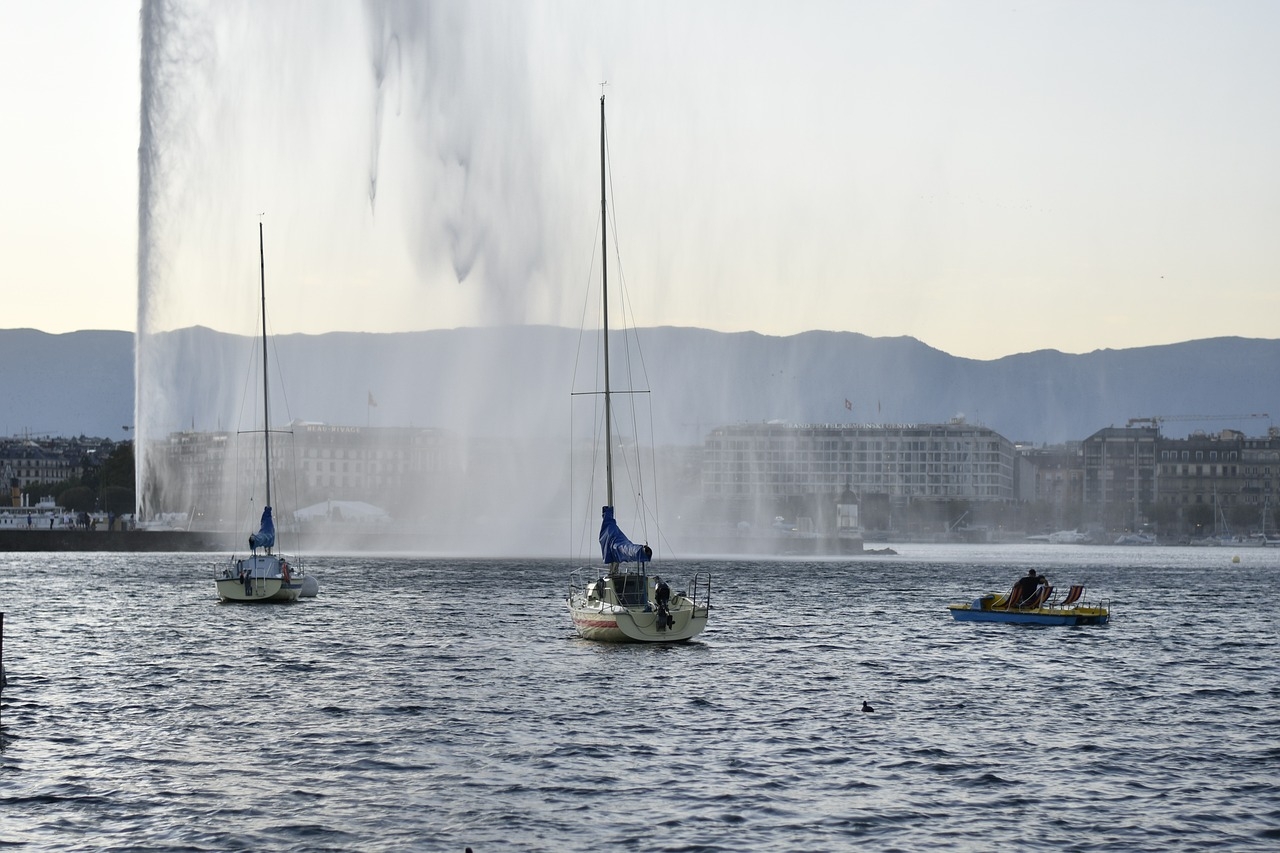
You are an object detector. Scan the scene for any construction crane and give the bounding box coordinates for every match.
[1126,413,1271,430]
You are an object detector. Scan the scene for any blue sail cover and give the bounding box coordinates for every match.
[599,505,651,564]
[249,506,275,550]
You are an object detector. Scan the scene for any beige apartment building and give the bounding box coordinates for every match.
[700,419,1017,534]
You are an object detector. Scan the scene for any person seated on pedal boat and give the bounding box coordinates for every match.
[1009,569,1048,607]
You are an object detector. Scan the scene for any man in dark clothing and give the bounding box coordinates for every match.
[654,576,671,608]
[1011,569,1048,607]
[653,575,673,629]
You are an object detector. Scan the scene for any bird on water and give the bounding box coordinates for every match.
[862,701,874,712]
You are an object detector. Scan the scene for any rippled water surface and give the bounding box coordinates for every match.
[2,545,1278,851]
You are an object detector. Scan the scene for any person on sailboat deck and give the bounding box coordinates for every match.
[1011,569,1048,606]
[654,576,670,608]
[653,575,674,629]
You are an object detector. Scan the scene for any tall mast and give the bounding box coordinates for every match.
[600,94,613,508]
[259,222,272,511]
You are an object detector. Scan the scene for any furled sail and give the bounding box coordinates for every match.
[599,505,652,564]
[249,506,275,550]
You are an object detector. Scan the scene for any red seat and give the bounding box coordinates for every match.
[1025,585,1051,608]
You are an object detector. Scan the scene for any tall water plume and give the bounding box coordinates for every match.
[135,1,665,554]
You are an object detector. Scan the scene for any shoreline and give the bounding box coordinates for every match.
[0,530,228,552]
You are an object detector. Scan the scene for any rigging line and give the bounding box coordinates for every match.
[568,395,594,561]
[601,116,656,397]
[601,114,659,541]
[607,405,644,541]
[636,484,676,559]
[568,200,607,562]
[643,384,661,546]
[265,310,296,430]
[570,389,610,561]
[235,312,267,532]
[262,306,300,547]
[602,212,656,481]
[569,204,608,549]
[570,205,603,396]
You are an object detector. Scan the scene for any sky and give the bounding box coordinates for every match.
[5,0,1280,361]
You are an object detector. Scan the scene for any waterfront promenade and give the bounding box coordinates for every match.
[0,529,225,552]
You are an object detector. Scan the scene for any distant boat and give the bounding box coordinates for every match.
[1114,532,1157,545]
[564,95,710,643]
[214,224,307,603]
[1255,500,1280,545]
[1046,529,1088,544]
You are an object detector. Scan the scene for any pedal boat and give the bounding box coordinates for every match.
[948,585,1109,625]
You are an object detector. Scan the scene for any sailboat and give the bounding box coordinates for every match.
[214,223,306,603]
[565,95,711,643]
[1258,499,1280,545]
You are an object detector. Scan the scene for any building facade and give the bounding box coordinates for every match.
[1046,426,1280,538]
[1081,426,1158,531]
[147,422,463,528]
[700,419,1017,531]
[1154,428,1280,537]
[1015,442,1085,532]
[0,435,113,504]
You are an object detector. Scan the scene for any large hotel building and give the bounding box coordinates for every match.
[700,419,1016,502]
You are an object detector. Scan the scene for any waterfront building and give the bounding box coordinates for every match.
[1154,428,1280,537]
[700,419,1016,533]
[15,416,1280,542]
[148,422,463,529]
[0,435,113,503]
[1015,442,1084,531]
[1081,425,1158,531]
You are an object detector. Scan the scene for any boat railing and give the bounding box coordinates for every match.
[684,571,712,613]
[569,566,712,613]
[569,566,607,602]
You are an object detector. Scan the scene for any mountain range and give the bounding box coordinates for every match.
[4,326,1278,446]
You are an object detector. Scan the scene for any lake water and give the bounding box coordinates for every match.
[1,544,1278,851]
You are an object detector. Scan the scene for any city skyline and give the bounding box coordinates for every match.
[4,1,1280,360]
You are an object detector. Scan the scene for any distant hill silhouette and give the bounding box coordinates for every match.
[5,326,1278,445]
[0,329,134,440]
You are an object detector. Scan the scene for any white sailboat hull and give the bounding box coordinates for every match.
[569,597,709,643]
[215,554,302,603]
[567,569,711,643]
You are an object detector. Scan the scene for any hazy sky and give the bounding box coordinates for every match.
[6,0,1280,360]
